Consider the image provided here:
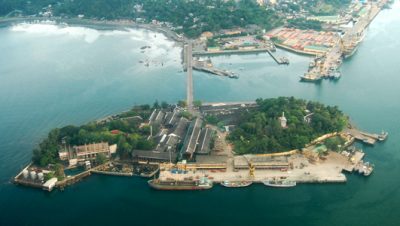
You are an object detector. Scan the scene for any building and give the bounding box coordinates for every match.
[279,112,288,128]
[196,127,213,155]
[233,155,289,170]
[132,150,177,163]
[58,142,117,164]
[180,118,203,160]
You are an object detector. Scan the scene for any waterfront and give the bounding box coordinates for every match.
[1,2,400,226]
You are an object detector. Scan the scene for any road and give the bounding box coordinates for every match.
[186,41,193,113]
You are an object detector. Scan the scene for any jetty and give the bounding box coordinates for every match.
[266,50,289,65]
[192,58,238,79]
[344,128,388,145]
[300,0,386,82]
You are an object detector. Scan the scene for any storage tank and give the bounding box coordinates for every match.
[30,171,37,180]
[37,172,44,181]
[22,169,29,179]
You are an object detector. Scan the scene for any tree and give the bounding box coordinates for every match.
[96,153,108,165]
[193,100,202,108]
[177,100,187,108]
[228,97,348,154]
[161,101,169,109]
[153,100,160,109]
[53,163,65,180]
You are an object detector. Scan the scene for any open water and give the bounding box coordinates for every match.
[0,2,399,225]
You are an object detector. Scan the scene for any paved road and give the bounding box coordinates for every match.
[186,41,193,113]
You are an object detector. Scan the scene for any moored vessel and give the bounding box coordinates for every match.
[148,177,213,190]
[300,73,322,82]
[220,180,252,188]
[262,178,296,188]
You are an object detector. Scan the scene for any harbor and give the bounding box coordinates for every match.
[273,0,388,82]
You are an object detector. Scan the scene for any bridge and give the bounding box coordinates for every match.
[185,41,194,113]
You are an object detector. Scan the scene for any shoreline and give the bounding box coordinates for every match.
[0,17,185,44]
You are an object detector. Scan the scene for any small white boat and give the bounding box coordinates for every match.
[220,180,252,188]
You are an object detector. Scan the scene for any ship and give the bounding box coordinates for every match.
[378,131,388,141]
[148,177,213,190]
[262,178,296,188]
[220,180,252,188]
[355,161,374,176]
[343,31,366,59]
[300,73,322,82]
[328,67,341,80]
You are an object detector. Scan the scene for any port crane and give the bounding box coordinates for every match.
[243,155,255,179]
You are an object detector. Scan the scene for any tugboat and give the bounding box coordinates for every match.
[148,177,213,190]
[220,180,252,188]
[262,178,296,188]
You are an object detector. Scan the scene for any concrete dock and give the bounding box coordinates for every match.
[344,128,388,145]
[302,0,386,82]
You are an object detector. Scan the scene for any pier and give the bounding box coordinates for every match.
[344,128,388,145]
[192,58,238,78]
[301,0,385,82]
[266,50,289,65]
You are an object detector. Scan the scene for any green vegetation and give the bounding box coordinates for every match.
[32,105,156,167]
[0,0,283,38]
[287,18,322,31]
[228,97,348,154]
[324,136,345,151]
[177,100,187,108]
[302,0,352,16]
[193,100,202,108]
[96,153,108,164]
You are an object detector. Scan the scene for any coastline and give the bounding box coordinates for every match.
[0,17,185,44]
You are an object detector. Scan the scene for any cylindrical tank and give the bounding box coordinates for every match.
[22,169,29,179]
[30,171,37,180]
[37,172,44,181]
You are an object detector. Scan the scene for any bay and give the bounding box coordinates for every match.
[0,2,399,225]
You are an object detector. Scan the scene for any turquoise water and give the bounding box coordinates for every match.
[1,2,400,225]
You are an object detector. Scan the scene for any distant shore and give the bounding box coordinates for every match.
[0,17,185,44]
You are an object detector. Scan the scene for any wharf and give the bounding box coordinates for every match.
[192,48,289,65]
[344,128,388,145]
[192,58,238,78]
[192,48,270,56]
[193,65,237,78]
[300,0,385,82]
[266,50,289,65]
[158,151,351,185]
[343,151,365,172]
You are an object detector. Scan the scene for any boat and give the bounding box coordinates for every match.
[378,131,388,141]
[262,178,296,188]
[148,177,213,190]
[328,67,342,80]
[355,161,374,176]
[363,162,374,176]
[220,180,252,188]
[343,31,365,59]
[300,73,322,82]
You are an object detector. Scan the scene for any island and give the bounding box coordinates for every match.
[13,97,387,191]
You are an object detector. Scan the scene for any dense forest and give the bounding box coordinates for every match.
[0,0,283,38]
[32,104,158,167]
[228,97,348,154]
